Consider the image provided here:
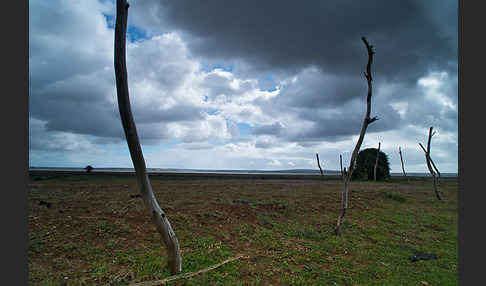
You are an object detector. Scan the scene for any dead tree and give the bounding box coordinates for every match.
[398,146,407,179]
[316,153,323,176]
[419,127,442,200]
[336,37,378,235]
[419,143,441,179]
[373,142,381,181]
[340,154,344,179]
[114,0,182,274]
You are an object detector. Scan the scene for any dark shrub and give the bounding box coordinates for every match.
[85,165,94,173]
[352,148,390,180]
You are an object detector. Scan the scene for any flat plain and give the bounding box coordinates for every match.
[28,172,458,285]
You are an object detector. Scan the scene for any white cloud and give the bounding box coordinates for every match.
[29,0,458,173]
[418,72,457,112]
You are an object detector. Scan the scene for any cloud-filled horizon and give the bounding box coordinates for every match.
[29,0,458,173]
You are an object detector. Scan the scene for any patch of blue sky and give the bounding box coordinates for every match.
[140,139,181,151]
[200,63,234,73]
[127,24,151,42]
[206,108,220,116]
[103,12,151,43]
[103,13,115,29]
[236,122,253,136]
[258,73,279,92]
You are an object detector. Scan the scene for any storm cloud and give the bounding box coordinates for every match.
[130,0,457,81]
[29,0,458,172]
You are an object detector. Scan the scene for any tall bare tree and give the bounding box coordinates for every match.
[373,142,381,181]
[316,153,323,176]
[114,0,182,274]
[419,127,442,200]
[336,37,378,235]
[398,146,407,179]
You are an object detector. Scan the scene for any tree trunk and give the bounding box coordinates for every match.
[373,142,381,181]
[114,0,182,274]
[316,153,323,176]
[398,146,407,179]
[340,154,344,180]
[335,176,349,235]
[418,143,441,178]
[419,127,442,200]
[336,37,378,235]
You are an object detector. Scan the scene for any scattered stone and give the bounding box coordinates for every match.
[409,252,438,262]
[39,200,51,208]
[263,220,274,228]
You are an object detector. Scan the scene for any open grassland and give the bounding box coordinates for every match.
[28,173,458,285]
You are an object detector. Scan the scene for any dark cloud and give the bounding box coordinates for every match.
[131,0,457,84]
[252,122,284,136]
[132,104,205,124]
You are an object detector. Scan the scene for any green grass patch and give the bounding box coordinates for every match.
[28,174,458,285]
[382,191,407,203]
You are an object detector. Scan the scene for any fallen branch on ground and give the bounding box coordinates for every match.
[128,254,247,286]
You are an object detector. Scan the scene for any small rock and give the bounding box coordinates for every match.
[39,200,52,208]
[409,252,438,262]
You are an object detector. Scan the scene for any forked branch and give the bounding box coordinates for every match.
[419,127,442,200]
[419,143,441,178]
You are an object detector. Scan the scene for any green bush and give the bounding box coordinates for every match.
[352,148,390,181]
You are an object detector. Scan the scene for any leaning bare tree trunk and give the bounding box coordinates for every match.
[316,153,323,176]
[398,146,407,180]
[419,143,441,179]
[114,0,182,274]
[336,37,378,235]
[419,127,442,201]
[373,142,381,181]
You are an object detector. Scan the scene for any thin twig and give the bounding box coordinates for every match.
[128,254,247,286]
[339,154,343,179]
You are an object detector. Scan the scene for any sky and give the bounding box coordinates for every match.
[29,0,458,173]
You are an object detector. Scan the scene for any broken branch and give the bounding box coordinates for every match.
[128,255,247,286]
